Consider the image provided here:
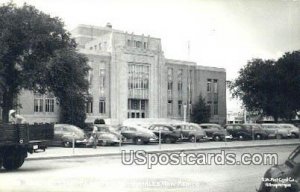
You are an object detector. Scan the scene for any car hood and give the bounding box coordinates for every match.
[97,133,119,141]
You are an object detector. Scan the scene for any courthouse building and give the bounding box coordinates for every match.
[17,23,226,125]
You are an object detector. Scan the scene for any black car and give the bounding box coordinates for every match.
[199,123,233,141]
[148,124,181,143]
[224,124,268,140]
[258,145,300,192]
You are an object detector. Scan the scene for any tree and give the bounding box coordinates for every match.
[191,95,211,123]
[0,3,90,126]
[230,51,300,122]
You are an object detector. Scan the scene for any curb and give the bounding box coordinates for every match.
[27,141,300,161]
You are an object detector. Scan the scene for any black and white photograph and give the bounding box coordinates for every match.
[0,0,299,191]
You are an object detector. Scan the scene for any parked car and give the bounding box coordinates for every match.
[148,124,181,143]
[173,123,207,142]
[261,124,291,139]
[52,124,87,147]
[278,124,300,138]
[93,125,122,146]
[199,123,233,141]
[224,124,268,140]
[258,145,300,192]
[116,125,158,145]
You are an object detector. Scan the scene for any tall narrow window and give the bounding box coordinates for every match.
[177,69,183,99]
[167,68,173,99]
[178,100,182,116]
[34,99,43,112]
[168,100,173,116]
[207,79,212,92]
[214,101,218,115]
[99,99,106,114]
[86,98,93,114]
[99,68,105,97]
[45,99,54,112]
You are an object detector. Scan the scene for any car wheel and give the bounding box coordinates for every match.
[164,136,172,144]
[63,141,71,148]
[99,140,107,146]
[292,133,299,138]
[189,135,196,142]
[276,134,282,139]
[134,137,144,145]
[255,134,262,140]
[3,150,25,170]
[213,135,221,141]
[238,135,244,141]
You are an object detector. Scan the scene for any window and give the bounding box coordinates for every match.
[143,42,147,49]
[45,99,54,112]
[135,41,142,48]
[86,98,93,114]
[207,79,212,92]
[178,100,182,116]
[128,63,150,99]
[168,100,173,116]
[99,99,106,114]
[99,68,105,96]
[34,98,43,112]
[99,43,102,50]
[214,102,218,115]
[127,40,131,46]
[213,79,218,93]
[167,68,173,99]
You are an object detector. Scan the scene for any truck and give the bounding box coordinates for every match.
[0,123,54,170]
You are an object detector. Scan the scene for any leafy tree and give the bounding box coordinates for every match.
[0,3,90,126]
[191,95,211,123]
[230,51,300,122]
[276,51,300,120]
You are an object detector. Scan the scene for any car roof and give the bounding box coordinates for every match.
[199,123,221,126]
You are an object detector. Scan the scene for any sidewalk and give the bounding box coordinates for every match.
[27,139,300,161]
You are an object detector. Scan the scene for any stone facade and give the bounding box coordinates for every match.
[17,24,226,125]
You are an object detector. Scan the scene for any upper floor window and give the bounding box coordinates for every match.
[207,79,212,92]
[213,79,218,93]
[86,98,93,114]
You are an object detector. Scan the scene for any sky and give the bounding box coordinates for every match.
[1,0,300,111]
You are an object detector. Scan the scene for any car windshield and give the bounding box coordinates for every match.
[289,147,300,164]
[96,126,109,132]
[262,125,280,129]
[65,125,84,135]
[280,125,293,129]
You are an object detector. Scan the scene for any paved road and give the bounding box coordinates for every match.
[0,145,298,192]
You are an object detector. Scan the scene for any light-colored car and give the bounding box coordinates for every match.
[52,124,87,147]
[278,124,300,138]
[173,123,207,142]
[261,124,291,139]
[93,125,122,146]
[116,125,158,145]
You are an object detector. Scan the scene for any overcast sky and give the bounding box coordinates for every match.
[2,0,300,111]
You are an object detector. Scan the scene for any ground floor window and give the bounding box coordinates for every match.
[167,100,173,116]
[45,99,54,112]
[128,99,148,118]
[99,99,106,114]
[34,98,43,112]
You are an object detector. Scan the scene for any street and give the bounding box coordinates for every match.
[0,145,298,192]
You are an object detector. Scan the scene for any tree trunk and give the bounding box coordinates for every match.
[2,90,15,123]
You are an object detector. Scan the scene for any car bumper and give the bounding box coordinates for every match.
[225,135,233,140]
